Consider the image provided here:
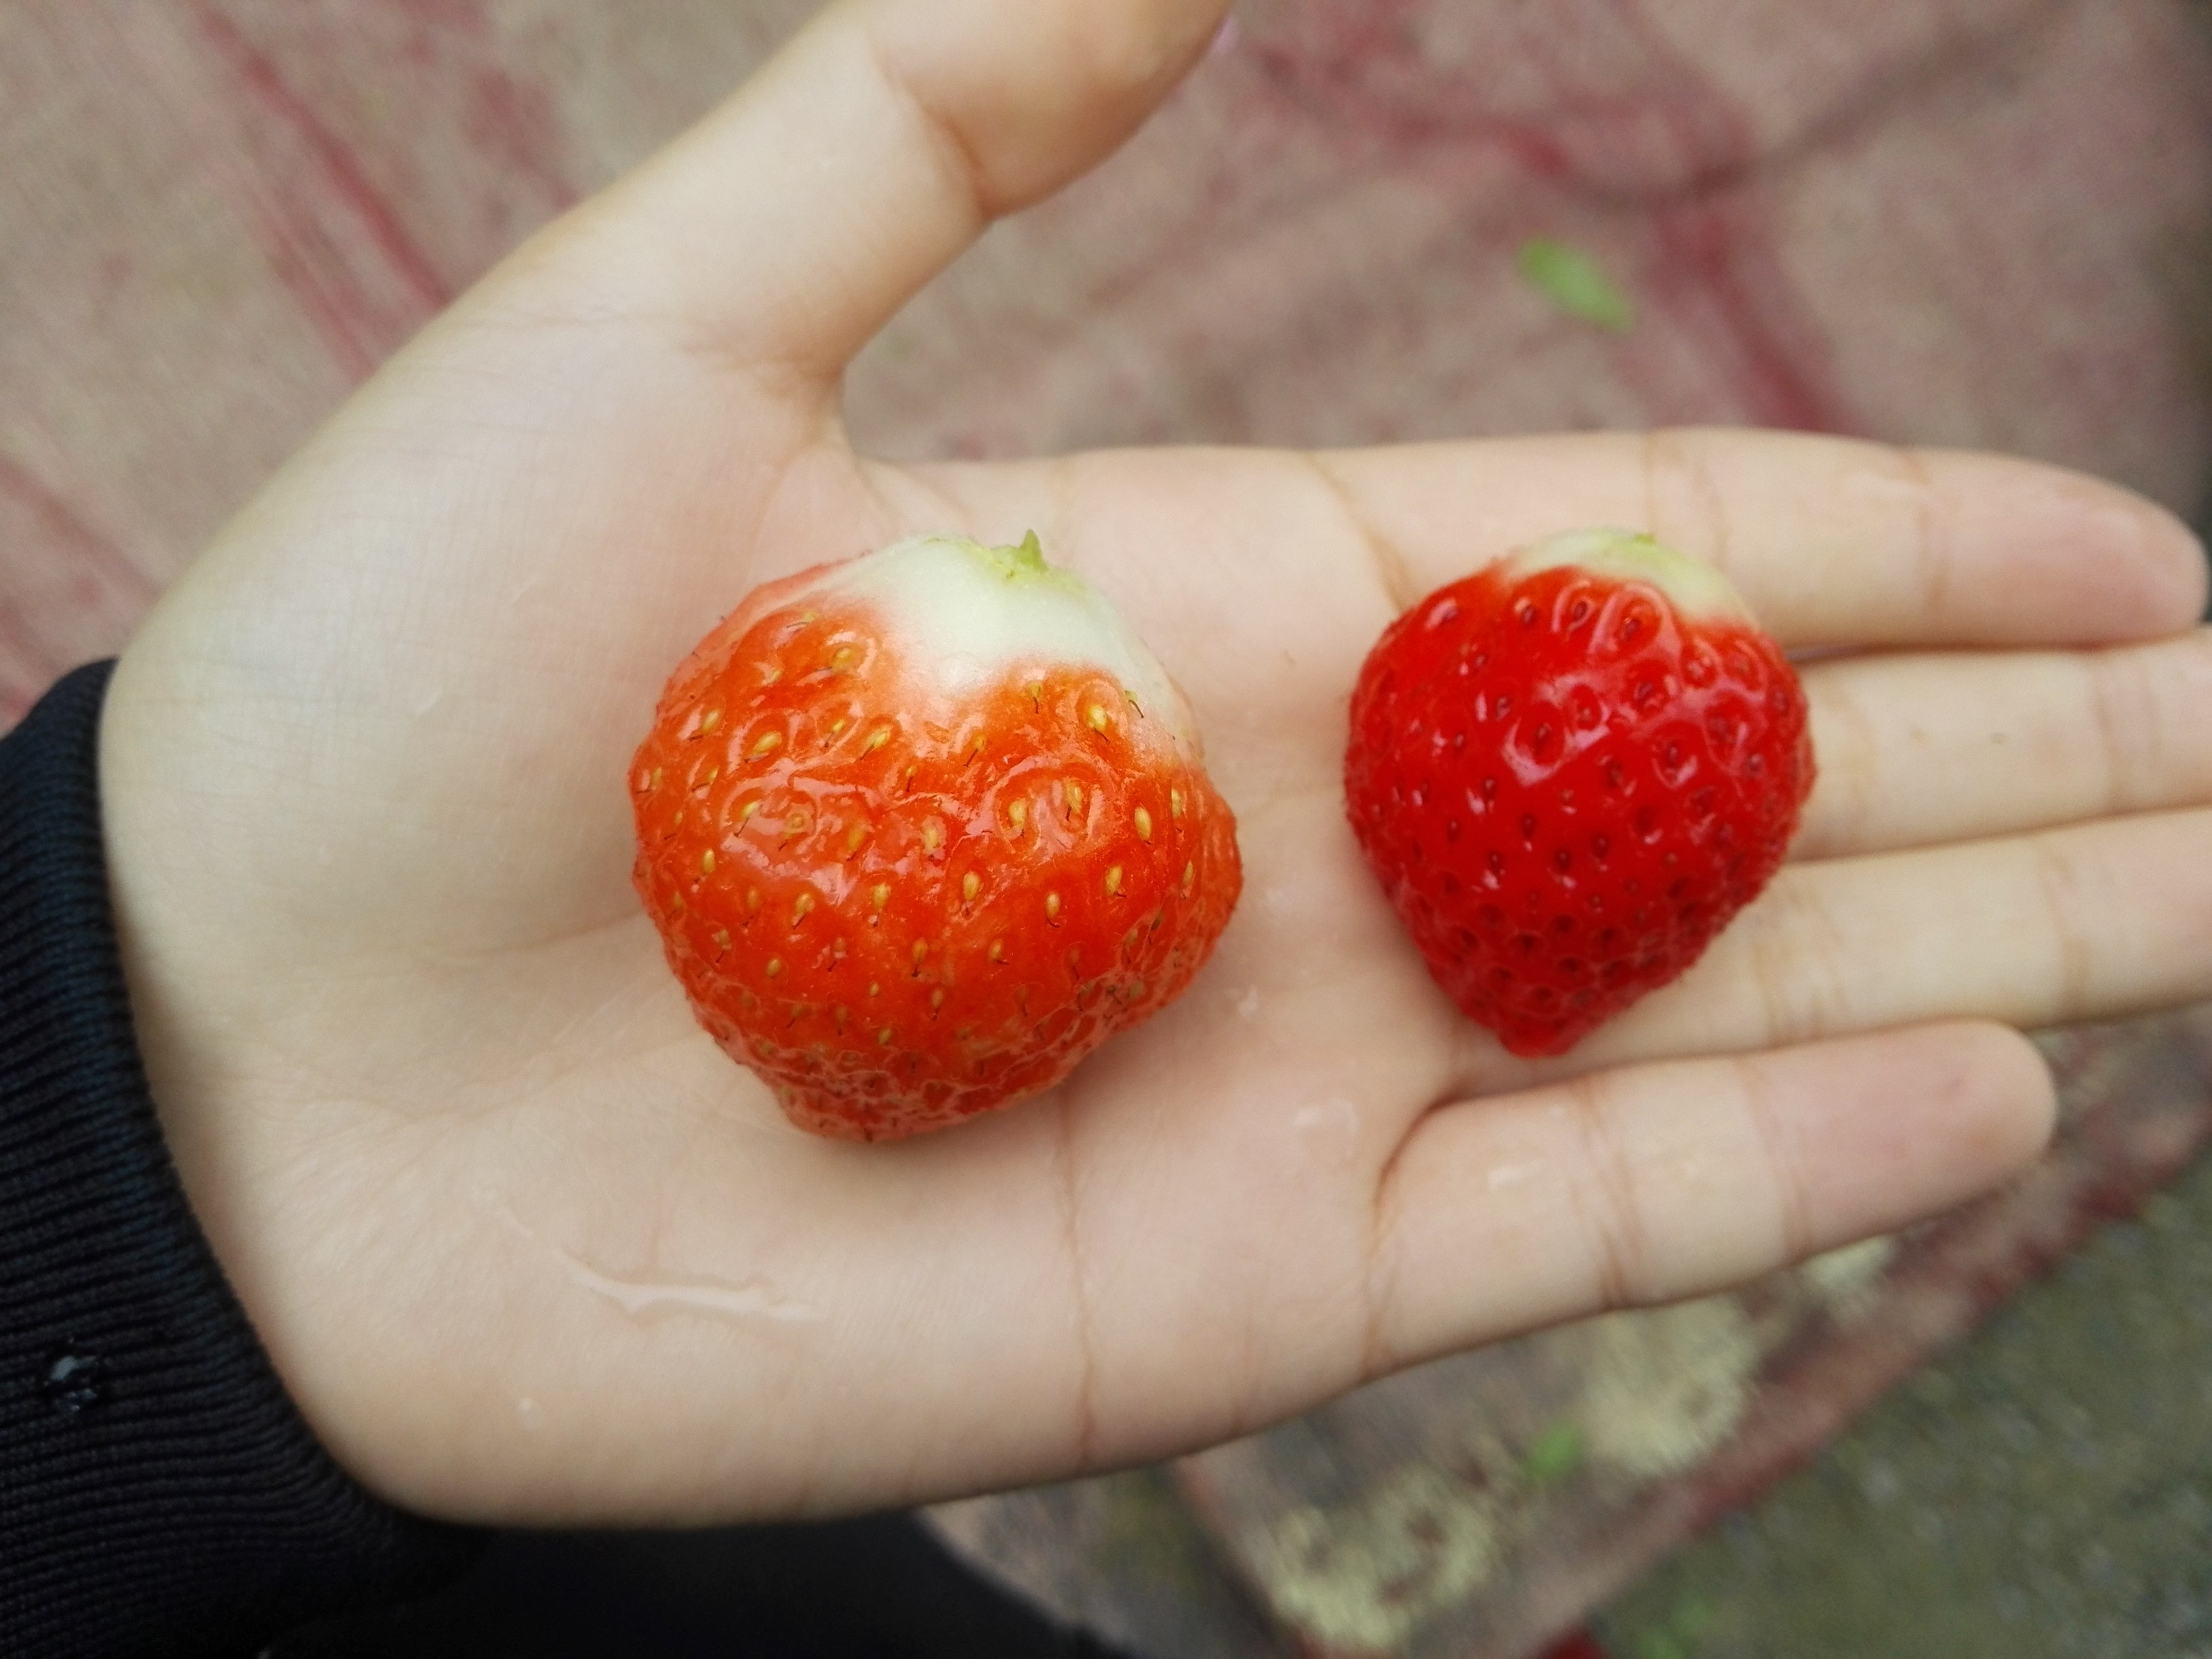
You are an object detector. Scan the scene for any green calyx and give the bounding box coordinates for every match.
[1517,237,1636,333]
[966,528,1082,593]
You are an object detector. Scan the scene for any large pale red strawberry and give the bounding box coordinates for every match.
[631,532,1242,1140]
[1343,529,1814,1057]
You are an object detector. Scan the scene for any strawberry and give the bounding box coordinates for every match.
[1343,529,1814,1058]
[631,532,1242,1140]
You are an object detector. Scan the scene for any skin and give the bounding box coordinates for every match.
[97,0,2212,1526]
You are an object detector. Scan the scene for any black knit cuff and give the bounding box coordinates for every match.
[0,663,481,1658]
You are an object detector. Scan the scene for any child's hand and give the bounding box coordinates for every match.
[98,0,2212,1525]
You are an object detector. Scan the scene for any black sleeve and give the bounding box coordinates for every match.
[0,662,483,1659]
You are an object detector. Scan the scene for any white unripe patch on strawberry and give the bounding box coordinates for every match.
[1500,529,1754,625]
[798,531,1202,754]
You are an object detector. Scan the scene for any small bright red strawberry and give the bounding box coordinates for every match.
[631,531,1242,1140]
[1343,529,1814,1058]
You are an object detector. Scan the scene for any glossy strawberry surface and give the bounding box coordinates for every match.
[632,534,1242,1140]
[1344,531,1814,1057]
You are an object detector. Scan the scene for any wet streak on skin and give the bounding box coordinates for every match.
[1240,0,1854,434]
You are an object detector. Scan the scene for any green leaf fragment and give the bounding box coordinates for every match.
[1629,1591,1717,1659]
[1523,1419,1588,1486]
[1517,237,1635,332]
[1671,1593,1716,1639]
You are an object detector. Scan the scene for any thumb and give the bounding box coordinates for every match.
[493,0,1233,390]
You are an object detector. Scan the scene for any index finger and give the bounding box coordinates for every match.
[1318,430,2207,649]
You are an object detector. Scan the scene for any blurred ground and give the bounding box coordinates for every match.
[1600,1126,2212,1659]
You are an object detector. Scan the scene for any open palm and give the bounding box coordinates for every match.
[96,0,2212,1525]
